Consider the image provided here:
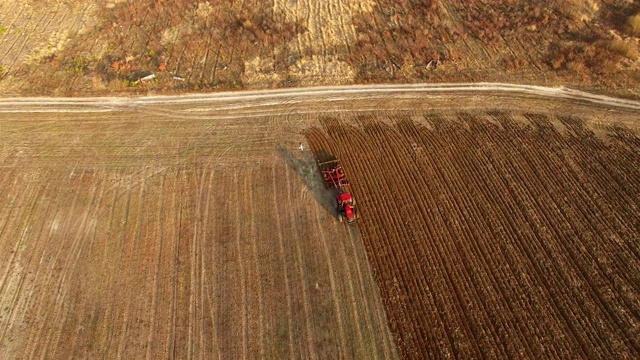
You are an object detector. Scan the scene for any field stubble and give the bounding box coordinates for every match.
[0,101,399,359]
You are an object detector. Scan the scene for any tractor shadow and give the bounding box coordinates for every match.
[276,146,338,217]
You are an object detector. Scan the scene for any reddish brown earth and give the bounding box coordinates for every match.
[306,111,640,359]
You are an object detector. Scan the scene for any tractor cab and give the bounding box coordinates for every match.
[336,192,353,206]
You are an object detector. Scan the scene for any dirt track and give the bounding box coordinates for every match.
[0,85,639,358]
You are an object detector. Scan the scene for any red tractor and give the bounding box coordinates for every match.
[318,159,358,224]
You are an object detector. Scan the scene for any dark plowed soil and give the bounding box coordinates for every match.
[306,112,640,359]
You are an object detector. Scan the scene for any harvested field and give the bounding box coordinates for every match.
[0,97,399,359]
[306,111,640,358]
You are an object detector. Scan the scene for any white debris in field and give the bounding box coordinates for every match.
[133,74,156,85]
[139,74,155,82]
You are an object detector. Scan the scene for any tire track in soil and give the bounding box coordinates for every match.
[254,163,282,359]
[26,169,88,358]
[188,168,204,359]
[174,169,196,359]
[344,224,390,360]
[60,173,107,358]
[138,178,165,357]
[75,169,125,359]
[145,171,167,360]
[245,168,265,359]
[114,169,147,359]
[283,165,316,359]
[199,168,218,360]
[0,175,51,349]
[165,169,181,359]
[312,202,349,358]
[16,172,70,359]
[439,1,489,70]
[132,169,164,358]
[54,3,90,93]
[0,5,28,62]
[37,2,61,37]
[0,177,37,295]
[271,163,296,360]
[168,169,181,358]
[41,170,101,357]
[72,172,119,358]
[233,172,249,360]
[329,212,368,359]
[135,169,166,357]
[214,171,244,357]
[11,9,47,71]
[36,6,69,91]
[0,4,13,36]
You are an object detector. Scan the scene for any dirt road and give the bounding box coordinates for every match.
[0,84,638,358]
[2,82,640,109]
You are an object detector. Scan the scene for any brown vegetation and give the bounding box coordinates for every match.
[1,0,639,96]
[25,0,304,93]
[347,0,639,86]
